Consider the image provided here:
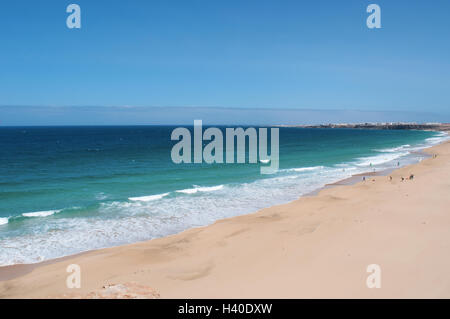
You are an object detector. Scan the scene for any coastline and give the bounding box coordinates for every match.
[1,139,449,298]
[0,143,430,279]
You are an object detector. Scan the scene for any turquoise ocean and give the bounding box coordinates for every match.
[0,126,447,266]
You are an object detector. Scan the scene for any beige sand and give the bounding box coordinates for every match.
[1,141,449,298]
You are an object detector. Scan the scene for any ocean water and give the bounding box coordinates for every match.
[0,126,447,266]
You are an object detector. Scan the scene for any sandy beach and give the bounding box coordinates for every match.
[1,140,449,299]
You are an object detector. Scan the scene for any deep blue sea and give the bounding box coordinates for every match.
[0,126,447,265]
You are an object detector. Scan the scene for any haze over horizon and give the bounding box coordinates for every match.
[1,1,449,125]
[1,105,448,126]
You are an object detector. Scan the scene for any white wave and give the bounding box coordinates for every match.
[22,210,61,218]
[1,134,444,266]
[282,166,324,173]
[95,192,109,200]
[0,217,9,225]
[294,166,324,172]
[425,135,449,146]
[0,170,357,266]
[176,188,198,194]
[425,133,449,145]
[259,159,270,164]
[425,137,443,144]
[197,185,224,192]
[176,185,224,194]
[377,144,411,153]
[129,193,169,202]
[375,132,448,156]
[355,152,409,167]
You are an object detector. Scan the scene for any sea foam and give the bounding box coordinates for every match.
[376,144,411,153]
[292,166,324,172]
[0,131,445,266]
[176,185,224,194]
[128,193,169,202]
[22,210,61,218]
[355,152,409,167]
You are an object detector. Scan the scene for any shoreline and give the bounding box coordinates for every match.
[0,130,442,268]
[1,139,449,298]
[0,166,386,282]
[0,145,432,278]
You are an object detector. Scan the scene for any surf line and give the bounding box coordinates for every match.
[170,120,279,174]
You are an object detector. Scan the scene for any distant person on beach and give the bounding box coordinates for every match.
[389,176,392,181]
[363,177,366,181]
[409,174,414,180]
[397,161,400,166]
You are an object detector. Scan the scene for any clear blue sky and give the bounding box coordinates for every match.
[0,0,449,125]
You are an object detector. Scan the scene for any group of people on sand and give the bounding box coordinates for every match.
[361,160,418,183]
[363,174,414,182]
[360,151,440,184]
[399,174,414,182]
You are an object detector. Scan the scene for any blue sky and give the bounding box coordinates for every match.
[0,0,449,125]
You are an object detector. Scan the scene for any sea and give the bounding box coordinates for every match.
[0,126,447,266]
